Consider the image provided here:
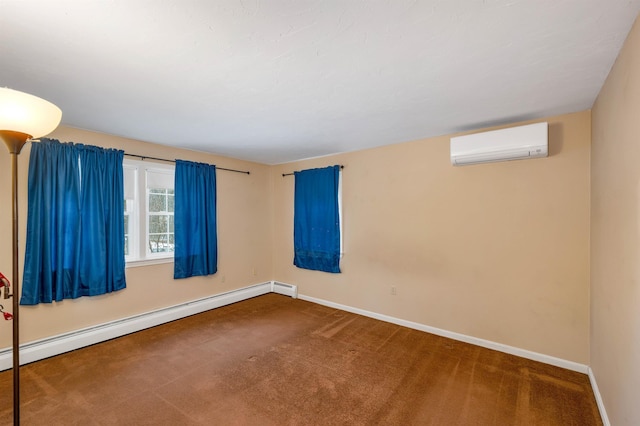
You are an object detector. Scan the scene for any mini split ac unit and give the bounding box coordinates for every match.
[450,122,548,166]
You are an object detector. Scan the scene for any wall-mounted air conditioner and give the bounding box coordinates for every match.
[450,122,548,166]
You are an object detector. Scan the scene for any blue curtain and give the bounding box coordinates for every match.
[174,160,217,279]
[294,165,341,273]
[21,139,126,305]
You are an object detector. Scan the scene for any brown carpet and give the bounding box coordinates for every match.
[0,294,602,425]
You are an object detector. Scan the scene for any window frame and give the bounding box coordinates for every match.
[123,158,176,267]
[147,187,175,256]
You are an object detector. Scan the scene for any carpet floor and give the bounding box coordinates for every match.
[0,293,602,425]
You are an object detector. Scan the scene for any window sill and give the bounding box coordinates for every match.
[126,257,174,269]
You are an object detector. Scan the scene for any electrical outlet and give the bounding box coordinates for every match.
[391,286,397,296]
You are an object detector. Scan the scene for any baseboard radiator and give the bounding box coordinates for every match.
[0,281,296,371]
[272,281,298,298]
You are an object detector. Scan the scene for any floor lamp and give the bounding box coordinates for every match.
[0,88,62,425]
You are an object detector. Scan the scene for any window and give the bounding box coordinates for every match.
[148,187,174,254]
[123,158,175,264]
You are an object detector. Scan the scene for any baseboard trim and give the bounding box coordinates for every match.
[297,293,589,374]
[588,367,610,426]
[0,281,587,377]
[0,281,605,421]
[0,281,286,371]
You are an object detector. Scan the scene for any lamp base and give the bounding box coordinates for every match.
[0,130,30,154]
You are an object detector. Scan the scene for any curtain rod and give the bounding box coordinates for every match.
[124,153,250,175]
[282,165,344,177]
[25,140,252,174]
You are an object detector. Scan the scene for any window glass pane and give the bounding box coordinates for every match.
[167,194,174,212]
[149,215,168,233]
[149,193,166,212]
[169,215,174,233]
[149,234,169,253]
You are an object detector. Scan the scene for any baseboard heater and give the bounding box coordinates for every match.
[0,281,296,371]
[272,281,298,298]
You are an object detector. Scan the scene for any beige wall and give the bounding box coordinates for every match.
[272,111,591,364]
[0,126,273,348]
[591,15,640,426]
[0,111,592,371]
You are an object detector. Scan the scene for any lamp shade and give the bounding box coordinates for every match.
[0,87,62,139]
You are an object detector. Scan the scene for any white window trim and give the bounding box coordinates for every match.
[124,158,175,265]
[125,257,174,269]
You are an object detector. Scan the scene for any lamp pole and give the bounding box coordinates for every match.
[0,131,27,425]
[0,88,62,426]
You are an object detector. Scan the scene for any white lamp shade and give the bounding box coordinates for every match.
[0,87,62,139]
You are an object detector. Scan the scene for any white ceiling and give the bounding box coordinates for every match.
[1,1,639,165]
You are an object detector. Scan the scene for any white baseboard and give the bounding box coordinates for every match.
[588,367,610,426]
[0,280,588,376]
[0,281,290,371]
[0,281,607,423]
[297,293,589,374]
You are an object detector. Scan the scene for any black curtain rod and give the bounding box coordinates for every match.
[282,165,344,177]
[124,153,250,175]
